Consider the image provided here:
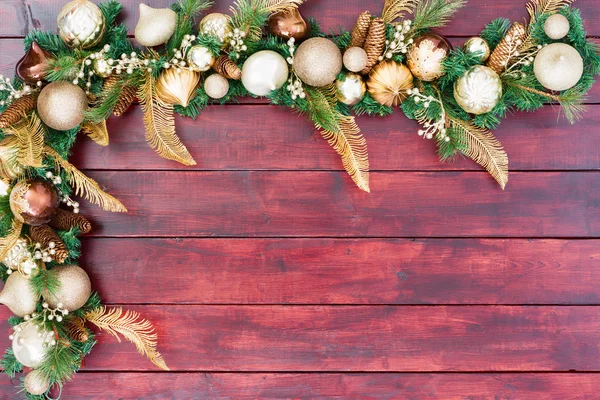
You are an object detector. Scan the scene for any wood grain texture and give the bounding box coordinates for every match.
[79,171,599,238]
[2,372,599,399]
[0,0,598,37]
[82,238,600,305]
[2,305,600,372]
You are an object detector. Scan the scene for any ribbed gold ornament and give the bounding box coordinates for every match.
[155,69,201,107]
[361,17,386,75]
[29,224,69,263]
[57,0,106,49]
[213,55,242,80]
[0,95,37,129]
[350,11,372,48]
[486,22,526,73]
[367,61,414,106]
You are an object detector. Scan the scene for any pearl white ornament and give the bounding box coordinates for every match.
[12,322,54,368]
[134,4,177,47]
[534,43,583,91]
[544,14,570,40]
[204,74,230,99]
[187,45,215,72]
[454,65,503,115]
[343,47,368,73]
[0,273,38,317]
[241,50,289,96]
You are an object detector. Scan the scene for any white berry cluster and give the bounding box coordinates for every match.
[0,75,37,107]
[380,20,413,61]
[9,322,57,347]
[228,28,247,59]
[2,238,38,275]
[164,34,197,73]
[45,171,80,213]
[285,38,306,101]
[42,301,69,322]
[33,241,58,263]
[407,88,449,142]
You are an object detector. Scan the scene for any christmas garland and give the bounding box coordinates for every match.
[0,0,597,397]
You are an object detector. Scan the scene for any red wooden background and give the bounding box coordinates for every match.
[1,0,599,398]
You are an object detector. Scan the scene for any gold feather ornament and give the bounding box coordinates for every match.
[4,112,45,168]
[156,68,201,108]
[81,120,109,146]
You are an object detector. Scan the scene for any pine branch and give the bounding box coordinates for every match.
[168,0,214,52]
[410,0,466,36]
[0,348,22,378]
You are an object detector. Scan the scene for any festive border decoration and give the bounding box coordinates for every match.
[0,0,597,397]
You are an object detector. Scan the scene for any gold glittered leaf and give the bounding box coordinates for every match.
[4,112,45,167]
[84,306,169,371]
[0,219,23,260]
[263,0,304,14]
[81,120,109,147]
[138,73,196,166]
[452,119,509,189]
[43,146,127,213]
[382,0,419,24]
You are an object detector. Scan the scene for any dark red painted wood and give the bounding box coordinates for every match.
[2,372,599,399]
[0,0,598,37]
[78,171,599,237]
[3,305,600,371]
[82,238,600,305]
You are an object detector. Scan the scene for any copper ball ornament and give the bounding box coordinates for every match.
[294,38,343,87]
[464,37,491,63]
[407,33,452,82]
[37,81,88,131]
[9,179,59,226]
[268,8,310,41]
[367,61,414,107]
[16,42,53,85]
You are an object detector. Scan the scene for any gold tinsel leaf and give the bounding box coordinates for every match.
[81,120,109,147]
[382,0,418,24]
[84,306,169,371]
[0,219,23,260]
[263,0,304,14]
[65,317,90,342]
[5,112,45,168]
[43,146,128,213]
[0,137,24,180]
[138,74,196,166]
[453,119,509,189]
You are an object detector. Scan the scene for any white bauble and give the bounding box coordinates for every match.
[454,65,503,115]
[241,50,289,96]
[205,74,230,99]
[0,272,38,317]
[187,45,215,72]
[134,4,177,47]
[12,322,54,368]
[544,14,570,40]
[534,43,583,91]
[24,370,51,396]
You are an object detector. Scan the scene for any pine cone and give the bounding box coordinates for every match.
[361,17,386,75]
[350,11,372,48]
[486,22,527,74]
[0,94,37,128]
[29,224,69,264]
[113,85,137,117]
[49,208,92,234]
[213,55,242,80]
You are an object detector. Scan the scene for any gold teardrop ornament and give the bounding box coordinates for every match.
[367,61,414,107]
[155,69,201,107]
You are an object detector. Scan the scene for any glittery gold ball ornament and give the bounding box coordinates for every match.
[57,0,106,49]
[294,38,343,87]
[343,47,368,73]
[367,61,414,106]
[156,68,201,107]
[12,322,55,368]
[24,370,51,396]
[199,13,232,44]
[42,265,92,312]
[544,14,570,40]
[187,45,215,72]
[454,65,502,115]
[134,4,177,47]
[407,33,452,82]
[533,43,583,91]
[0,273,38,317]
[336,73,366,106]
[204,74,230,99]
[241,50,289,96]
[37,81,87,131]
[92,58,112,78]
[464,37,491,63]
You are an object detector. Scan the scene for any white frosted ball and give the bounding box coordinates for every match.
[544,14,570,40]
[241,50,289,96]
[534,43,583,91]
[343,47,368,73]
[205,74,230,99]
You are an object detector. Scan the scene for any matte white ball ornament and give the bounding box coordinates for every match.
[134,4,177,47]
[544,14,570,40]
[241,50,289,96]
[205,74,230,99]
[534,43,583,91]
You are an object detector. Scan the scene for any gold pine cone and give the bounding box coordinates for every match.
[367,61,414,106]
[29,224,69,263]
[361,17,386,75]
[486,22,526,74]
[49,208,92,234]
[113,85,137,117]
[0,94,38,128]
[155,69,201,107]
[213,55,242,80]
[350,11,372,48]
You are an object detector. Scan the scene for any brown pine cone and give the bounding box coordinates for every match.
[49,208,92,234]
[29,224,69,264]
[350,11,372,48]
[361,17,386,75]
[113,85,137,117]
[213,55,242,80]
[0,94,37,128]
[486,22,527,74]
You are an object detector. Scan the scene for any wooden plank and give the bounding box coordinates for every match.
[79,171,599,238]
[83,238,600,305]
[0,0,598,37]
[2,372,599,399]
[2,305,599,371]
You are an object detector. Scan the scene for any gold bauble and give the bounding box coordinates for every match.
[464,37,491,63]
[37,81,87,131]
[134,4,177,47]
[2,238,37,276]
[336,73,366,106]
[42,265,91,312]
[0,137,24,179]
[454,65,502,115]
[294,38,343,87]
[0,272,38,317]
[57,0,106,49]
[24,370,51,396]
[204,74,230,99]
[241,50,289,96]
[544,14,570,40]
[199,13,232,44]
[407,33,452,82]
[12,322,54,368]
[534,43,583,91]
[156,69,201,107]
[343,47,368,73]
[187,45,215,72]
[367,61,414,107]
[92,58,112,78]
